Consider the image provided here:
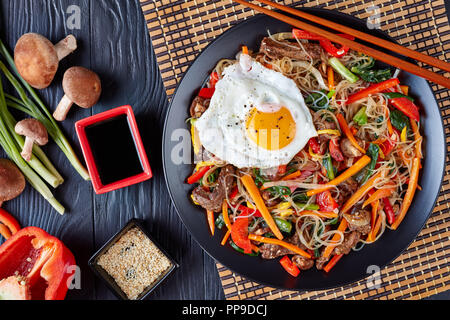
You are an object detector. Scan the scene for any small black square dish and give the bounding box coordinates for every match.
[89,219,178,300]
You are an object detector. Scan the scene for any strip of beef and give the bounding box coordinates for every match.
[190,96,210,119]
[192,165,235,212]
[334,231,361,255]
[317,230,362,270]
[260,37,323,61]
[292,255,315,271]
[259,235,313,269]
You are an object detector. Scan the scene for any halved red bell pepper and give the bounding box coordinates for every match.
[0,208,20,240]
[280,255,300,277]
[0,227,76,300]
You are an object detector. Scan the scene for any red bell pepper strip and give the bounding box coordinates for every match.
[346,78,400,105]
[383,198,396,225]
[329,139,344,162]
[308,137,322,155]
[278,165,287,175]
[390,97,420,122]
[280,255,300,277]
[323,254,344,273]
[198,87,215,99]
[0,227,76,300]
[316,190,339,212]
[237,205,262,218]
[292,29,355,58]
[209,72,219,88]
[231,213,253,254]
[0,208,20,239]
[187,166,212,185]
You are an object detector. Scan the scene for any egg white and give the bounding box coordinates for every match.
[195,59,317,169]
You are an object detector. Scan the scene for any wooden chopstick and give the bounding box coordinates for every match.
[234,0,450,89]
[255,0,450,73]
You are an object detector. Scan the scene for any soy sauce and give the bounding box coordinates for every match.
[85,115,144,186]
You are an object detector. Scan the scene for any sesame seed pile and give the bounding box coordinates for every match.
[98,227,173,300]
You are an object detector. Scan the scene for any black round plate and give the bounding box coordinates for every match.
[162,8,445,290]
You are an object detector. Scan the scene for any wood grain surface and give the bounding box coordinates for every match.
[0,0,224,300]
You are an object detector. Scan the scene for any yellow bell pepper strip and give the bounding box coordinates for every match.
[362,186,395,208]
[248,234,311,259]
[307,155,371,196]
[207,210,215,236]
[336,113,366,154]
[317,129,341,136]
[322,219,348,258]
[391,157,420,230]
[241,175,284,240]
[401,127,408,142]
[191,120,201,155]
[323,254,344,273]
[341,170,385,214]
[346,78,400,105]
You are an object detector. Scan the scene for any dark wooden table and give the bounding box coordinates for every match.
[0,0,448,300]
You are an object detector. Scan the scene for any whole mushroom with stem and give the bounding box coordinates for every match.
[53,66,102,121]
[0,159,26,207]
[14,33,77,89]
[14,119,49,162]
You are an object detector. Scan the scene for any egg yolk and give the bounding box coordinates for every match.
[246,107,297,150]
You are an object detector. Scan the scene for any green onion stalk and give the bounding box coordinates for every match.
[0,39,90,181]
[0,79,65,214]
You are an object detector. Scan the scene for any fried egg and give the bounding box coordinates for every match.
[195,56,317,169]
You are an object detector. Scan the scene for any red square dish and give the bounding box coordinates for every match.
[75,105,152,194]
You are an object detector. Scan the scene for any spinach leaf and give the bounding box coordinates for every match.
[390,109,411,132]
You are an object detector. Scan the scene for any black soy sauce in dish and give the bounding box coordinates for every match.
[85,115,144,185]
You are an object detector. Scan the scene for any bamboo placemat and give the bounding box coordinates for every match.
[140,0,450,300]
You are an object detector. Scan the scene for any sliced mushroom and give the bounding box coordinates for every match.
[0,159,26,207]
[15,119,48,161]
[53,67,102,121]
[340,138,363,158]
[14,33,77,89]
[343,208,372,235]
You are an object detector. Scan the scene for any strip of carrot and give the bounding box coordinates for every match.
[328,66,335,91]
[391,158,420,230]
[336,113,366,154]
[297,211,339,219]
[222,200,232,230]
[410,119,423,159]
[341,170,385,214]
[248,234,311,258]
[207,210,215,236]
[323,254,344,273]
[242,46,249,55]
[322,219,348,258]
[363,187,395,208]
[367,213,383,243]
[307,155,371,196]
[221,230,231,246]
[241,175,284,240]
[281,170,302,181]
